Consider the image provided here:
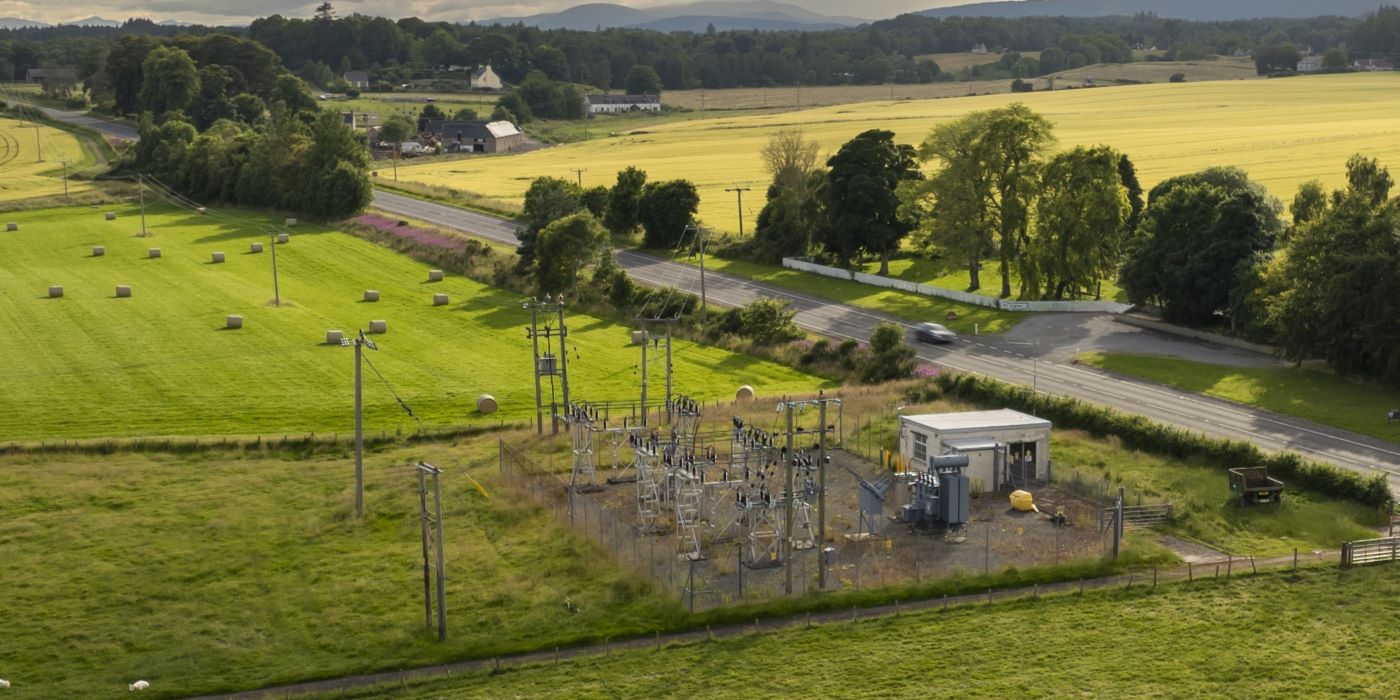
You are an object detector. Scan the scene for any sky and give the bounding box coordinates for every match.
[2,0,988,26]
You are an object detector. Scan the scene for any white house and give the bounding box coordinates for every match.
[1297,55,1325,73]
[586,94,661,115]
[344,70,369,89]
[470,65,503,91]
[899,409,1051,493]
[971,43,989,55]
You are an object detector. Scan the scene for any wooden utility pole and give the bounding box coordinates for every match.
[784,404,795,595]
[416,462,447,640]
[724,186,751,237]
[268,229,281,307]
[817,400,829,589]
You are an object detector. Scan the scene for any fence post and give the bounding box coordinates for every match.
[1293,547,1298,571]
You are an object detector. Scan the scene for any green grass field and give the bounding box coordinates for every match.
[643,251,1025,334]
[0,115,92,201]
[307,565,1400,699]
[397,73,1400,234]
[1082,352,1400,444]
[0,205,826,441]
[0,441,690,698]
[859,257,1129,302]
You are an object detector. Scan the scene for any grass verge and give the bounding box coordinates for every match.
[1082,352,1400,445]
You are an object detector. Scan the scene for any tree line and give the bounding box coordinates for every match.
[3,8,1374,104]
[120,33,371,217]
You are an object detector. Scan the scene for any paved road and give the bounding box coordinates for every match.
[17,101,140,141]
[373,190,1400,493]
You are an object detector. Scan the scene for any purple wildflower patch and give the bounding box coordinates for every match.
[353,213,465,251]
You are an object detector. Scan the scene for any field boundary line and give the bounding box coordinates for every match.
[181,550,1345,700]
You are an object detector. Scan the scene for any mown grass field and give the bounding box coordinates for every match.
[859,256,1130,302]
[642,251,1026,334]
[0,115,91,201]
[308,565,1400,699]
[0,440,690,699]
[398,73,1400,234]
[1083,352,1400,444]
[0,205,826,441]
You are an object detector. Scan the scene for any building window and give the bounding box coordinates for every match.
[913,432,927,463]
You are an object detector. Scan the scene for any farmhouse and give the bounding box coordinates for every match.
[421,119,523,153]
[343,70,369,88]
[471,65,503,91]
[587,94,662,115]
[25,68,76,84]
[899,409,1051,493]
[1297,55,1324,73]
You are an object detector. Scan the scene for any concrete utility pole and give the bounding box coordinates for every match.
[724,186,751,237]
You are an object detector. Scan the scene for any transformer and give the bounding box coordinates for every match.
[900,453,971,528]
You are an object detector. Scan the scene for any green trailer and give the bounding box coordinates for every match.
[1229,466,1284,506]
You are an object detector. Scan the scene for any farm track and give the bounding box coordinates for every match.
[0,128,19,167]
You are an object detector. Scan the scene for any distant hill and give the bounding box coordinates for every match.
[484,1,862,31]
[919,0,1382,21]
[0,17,50,29]
[62,16,122,27]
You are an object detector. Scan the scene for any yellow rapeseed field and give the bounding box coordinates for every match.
[397,73,1400,234]
[0,116,91,202]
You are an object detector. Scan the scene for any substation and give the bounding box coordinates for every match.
[503,304,1110,609]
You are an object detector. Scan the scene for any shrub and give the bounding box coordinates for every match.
[1169,73,1186,83]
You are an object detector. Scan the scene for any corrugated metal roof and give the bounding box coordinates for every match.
[901,410,1050,433]
[484,121,520,138]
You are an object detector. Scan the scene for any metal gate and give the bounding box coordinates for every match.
[1341,537,1400,567]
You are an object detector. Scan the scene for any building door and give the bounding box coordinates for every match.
[1008,442,1037,484]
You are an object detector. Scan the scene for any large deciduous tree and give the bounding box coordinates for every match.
[624,65,663,95]
[913,103,1052,297]
[637,180,700,248]
[1268,156,1400,382]
[821,128,921,274]
[1031,146,1129,300]
[138,45,200,117]
[1121,167,1282,326]
[604,166,647,237]
[534,213,610,296]
[518,176,583,271]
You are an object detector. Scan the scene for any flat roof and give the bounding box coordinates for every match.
[902,409,1050,433]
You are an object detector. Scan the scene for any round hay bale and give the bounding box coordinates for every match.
[104,212,117,221]
[276,233,289,244]
[326,329,345,344]
[196,207,207,215]
[433,293,449,306]
[211,252,225,263]
[147,248,161,259]
[226,315,243,329]
[428,269,444,282]
[631,330,648,345]
[363,289,380,302]
[735,385,756,402]
[284,218,297,226]
[368,319,388,334]
[92,246,105,257]
[5,222,16,231]
[48,285,63,298]
[249,242,263,253]
[115,285,132,298]
[476,394,499,414]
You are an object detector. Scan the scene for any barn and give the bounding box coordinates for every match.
[898,409,1051,493]
[421,119,524,154]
